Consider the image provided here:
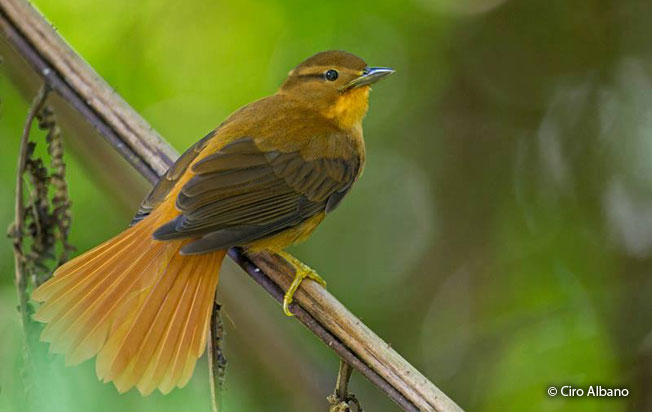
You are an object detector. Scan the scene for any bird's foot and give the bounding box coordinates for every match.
[277,251,327,316]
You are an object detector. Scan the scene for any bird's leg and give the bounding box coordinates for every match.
[277,251,327,316]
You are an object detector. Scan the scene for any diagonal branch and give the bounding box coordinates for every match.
[0,0,462,410]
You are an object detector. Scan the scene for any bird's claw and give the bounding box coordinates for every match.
[278,252,326,316]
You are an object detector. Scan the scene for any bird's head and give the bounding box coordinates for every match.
[278,50,394,130]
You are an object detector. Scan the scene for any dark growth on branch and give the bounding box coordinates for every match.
[9,85,74,337]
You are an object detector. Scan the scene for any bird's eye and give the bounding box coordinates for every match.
[325,69,339,81]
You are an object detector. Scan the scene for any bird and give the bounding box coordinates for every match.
[31,50,394,395]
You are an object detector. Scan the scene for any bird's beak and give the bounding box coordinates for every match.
[341,67,395,91]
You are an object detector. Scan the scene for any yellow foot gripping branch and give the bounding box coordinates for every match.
[277,251,327,316]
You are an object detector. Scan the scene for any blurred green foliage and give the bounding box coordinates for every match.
[2,0,652,411]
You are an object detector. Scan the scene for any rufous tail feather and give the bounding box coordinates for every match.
[32,207,226,395]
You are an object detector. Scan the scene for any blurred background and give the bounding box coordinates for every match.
[1,0,652,410]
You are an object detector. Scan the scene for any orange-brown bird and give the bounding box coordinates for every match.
[31,50,394,395]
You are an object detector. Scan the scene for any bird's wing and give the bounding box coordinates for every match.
[130,131,216,225]
[152,137,359,254]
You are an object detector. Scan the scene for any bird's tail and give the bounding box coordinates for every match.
[32,207,226,395]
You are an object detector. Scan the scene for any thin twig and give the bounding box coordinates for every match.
[8,83,49,411]
[328,360,362,412]
[12,83,49,341]
[336,361,354,403]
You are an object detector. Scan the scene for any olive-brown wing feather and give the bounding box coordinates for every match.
[152,137,358,254]
[130,131,216,225]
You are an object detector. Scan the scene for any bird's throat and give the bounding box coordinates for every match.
[324,87,370,130]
